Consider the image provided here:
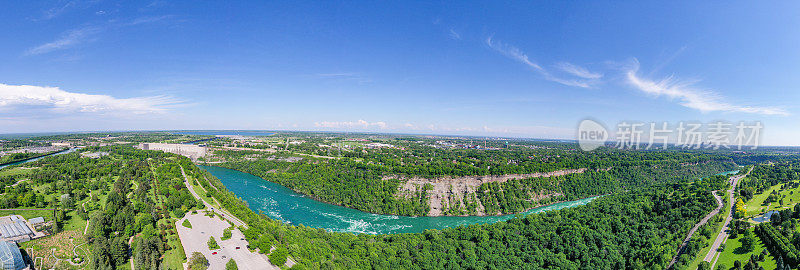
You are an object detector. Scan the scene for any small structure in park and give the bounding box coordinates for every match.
[0,216,37,243]
[0,241,27,270]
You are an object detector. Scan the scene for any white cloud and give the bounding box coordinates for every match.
[26,16,172,56]
[315,72,372,84]
[448,29,461,40]
[25,27,101,55]
[556,62,603,79]
[485,36,596,88]
[0,83,181,115]
[486,36,543,71]
[626,63,788,116]
[314,119,387,129]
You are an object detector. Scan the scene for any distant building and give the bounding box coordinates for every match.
[0,241,26,270]
[50,142,71,147]
[137,143,207,159]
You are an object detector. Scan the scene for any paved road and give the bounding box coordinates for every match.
[706,167,753,269]
[666,190,724,269]
[180,165,247,228]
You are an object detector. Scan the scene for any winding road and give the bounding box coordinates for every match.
[666,191,723,269]
[667,167,751,269]
[705,167,752,269]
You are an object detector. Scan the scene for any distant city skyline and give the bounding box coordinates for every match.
[2,1,799,145]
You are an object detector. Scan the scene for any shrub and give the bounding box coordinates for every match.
[269,247,288,266]
[188,252,208,270]
[208,237,220,250]
[226,259,238,270]
[222,227,232,241]
[182,219,192,229]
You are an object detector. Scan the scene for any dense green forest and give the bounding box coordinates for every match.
[216,148,736,216]
[0,146,200,269]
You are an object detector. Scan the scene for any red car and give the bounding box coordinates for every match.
[212,252,217,255]
[235,247,241,250]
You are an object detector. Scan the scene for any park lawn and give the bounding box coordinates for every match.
[0,209,52,222]
[62,209,87,232]
[190,177,219,209]
[716,234,776,270]
[745,180,800,216]
[0,167,30,177]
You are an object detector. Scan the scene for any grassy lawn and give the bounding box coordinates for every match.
[0,209,53,222]
[0,167,31,177]
[62,210,87,232]
[716,234,776,270]
[745,180,800,216]
[159,218,187,270]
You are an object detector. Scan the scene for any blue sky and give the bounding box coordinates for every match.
[2,1,800,145]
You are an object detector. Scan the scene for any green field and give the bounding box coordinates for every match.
[0,167,31,177]
[715,234,776,270]
[745,180,800,216]
[0,209,52,222]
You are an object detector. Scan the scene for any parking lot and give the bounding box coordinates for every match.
[176,211,276,270]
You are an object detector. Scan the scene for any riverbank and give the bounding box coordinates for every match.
[199,165,600,234]
[0,148,71,169]
[395,168,590,216]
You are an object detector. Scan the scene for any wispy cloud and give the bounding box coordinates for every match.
[448,29,461,40]
[126,15,172,26]
[0,83,182,115]
[626,61,789,116]
[25,15,173,56]
[314,120,387,129]
[485,36,599,88]
[485,36,543,71]
[25,26,101,56]
[556,62,603,79]
[315,72,372,84]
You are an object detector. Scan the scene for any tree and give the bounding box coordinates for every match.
[698,261,711,270]
[207,237,220,250]
[188,252,208,270]
[226,259,238,270]
[771,212,783,227]
[741,228,755,252]
[735,198,747,218]
[269,247,288,266]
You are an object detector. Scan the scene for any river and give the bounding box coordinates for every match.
[200,165,598,234]
[0,148,77,170]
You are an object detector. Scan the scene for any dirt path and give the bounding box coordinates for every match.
[706,167,752,269]
[129,236,135,270]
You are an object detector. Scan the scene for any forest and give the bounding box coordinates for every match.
[191,162,729,269]
[0,145,200,269]
[215,145,737,216]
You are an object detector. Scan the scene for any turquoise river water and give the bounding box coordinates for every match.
[200,165,599,234]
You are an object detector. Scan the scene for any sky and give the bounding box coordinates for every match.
[1,1,800,145]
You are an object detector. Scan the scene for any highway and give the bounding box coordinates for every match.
[705,167,752,269]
